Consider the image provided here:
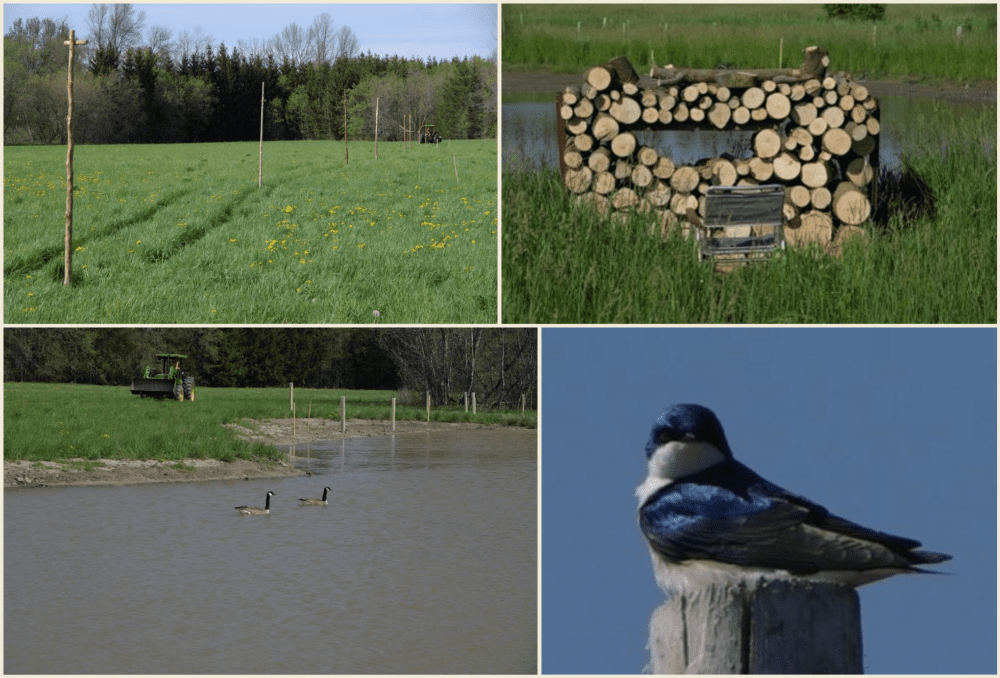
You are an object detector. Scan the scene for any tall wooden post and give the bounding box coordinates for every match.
[62,30,87,286]
[375,97,379,159]
[344,91,348,164]
[647,579,862,673]
[258,81,264,187]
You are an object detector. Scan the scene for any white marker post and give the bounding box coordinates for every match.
[63,30,87,286]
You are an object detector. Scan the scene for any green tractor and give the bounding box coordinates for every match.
[130,353,195,401]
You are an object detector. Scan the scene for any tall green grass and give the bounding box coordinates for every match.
[3,382,537,462]
[502,4,997,82]
[501,106,996,324]
[4,139,497,323]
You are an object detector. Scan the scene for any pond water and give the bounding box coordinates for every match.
[502,93,995,173]
[4,429,538,674]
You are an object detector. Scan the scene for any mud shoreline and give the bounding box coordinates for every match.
[502,71,997,105]
[4,418,535,489]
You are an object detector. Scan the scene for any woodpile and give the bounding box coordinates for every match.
[558,48,879,247]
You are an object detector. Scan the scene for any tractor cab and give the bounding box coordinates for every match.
[419,125,442,144]
[131,353,195,401]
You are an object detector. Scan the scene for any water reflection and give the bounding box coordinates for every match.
[502,95,995,172]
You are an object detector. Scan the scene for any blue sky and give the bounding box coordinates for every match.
[3,3,497,61]
[542,327,996,674]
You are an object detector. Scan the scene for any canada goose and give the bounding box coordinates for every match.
[235,491,274,515]
[298,487,332,506]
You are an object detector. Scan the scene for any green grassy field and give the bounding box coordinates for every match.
[502,4,997,82]
[502,105,996,324]
[3,382,537,463]
[4,139,497,323]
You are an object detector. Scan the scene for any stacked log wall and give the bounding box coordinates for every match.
[557,60,879,247]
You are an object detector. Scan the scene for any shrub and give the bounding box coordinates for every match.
[824,4,887,21]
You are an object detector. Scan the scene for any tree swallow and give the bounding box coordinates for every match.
[637,404,952,591]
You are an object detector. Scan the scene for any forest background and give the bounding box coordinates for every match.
[4,5,497,145]
[3,328,537,410]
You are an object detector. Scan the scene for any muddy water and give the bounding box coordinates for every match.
[4,430,538,674]
[502,94,995,172]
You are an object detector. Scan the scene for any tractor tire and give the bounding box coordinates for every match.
[173,383,183,401]
[183,377,195,402]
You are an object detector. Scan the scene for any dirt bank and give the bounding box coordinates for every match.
[4,457,303,489]
[502,71,997,105]
[224,417,535,447]
[4,419,535,489]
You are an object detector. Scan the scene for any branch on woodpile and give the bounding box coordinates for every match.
[650,46,829,87]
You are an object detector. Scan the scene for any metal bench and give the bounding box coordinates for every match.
[695,184,786,262]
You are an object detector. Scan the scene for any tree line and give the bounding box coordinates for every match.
[3,328,536,410]
[4,6,496,145]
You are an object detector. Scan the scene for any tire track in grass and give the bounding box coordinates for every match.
[3,187,197,279]
[142,187,258,264]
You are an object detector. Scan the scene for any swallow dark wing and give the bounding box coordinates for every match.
[639,477,949,573]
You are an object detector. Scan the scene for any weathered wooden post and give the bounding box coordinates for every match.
[471,392,477,414]
[62,29,87,286]
[340,396,346,433]
[375,97,379,159]
[425,391,431,422]
[344,91,348,165]
[290,382,294,410]
[391,397,396,432]
[258,81,264,187]
[647,578,863,673]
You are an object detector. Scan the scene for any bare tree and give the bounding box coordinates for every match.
[334,25,360,59]
[308,13,334,64]
[378,329,537,408]
[86,3,146,61]
[236,37,272,61]
[146,25,173,65]
[274,22,311,65]
[175,25,213,61]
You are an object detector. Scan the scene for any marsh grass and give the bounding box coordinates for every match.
[4,139,497,323]
[503,4,996,82]
[502,106,996,324]
[4,382,537,463]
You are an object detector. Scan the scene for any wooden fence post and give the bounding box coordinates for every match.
[62,30,87,286]
[258,81,264,187]
[391,397,396,432]
[647,579,862,674]
[340,395,346,433]
[290,382,293,410]
[426,391,431,422]
[375,97,379,159]
[472,392,477,414]
[344,91,348,164]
